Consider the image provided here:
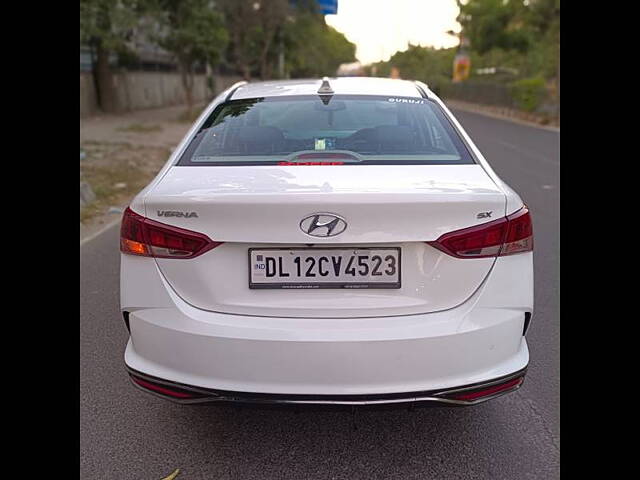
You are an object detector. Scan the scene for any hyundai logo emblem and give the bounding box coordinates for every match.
[300,213,347,237]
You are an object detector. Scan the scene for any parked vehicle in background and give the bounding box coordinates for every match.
[336,61,365,76]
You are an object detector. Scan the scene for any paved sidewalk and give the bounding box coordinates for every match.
[80,103,207,148]
[80,103,207,242]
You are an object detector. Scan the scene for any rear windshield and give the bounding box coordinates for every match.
[177,95,475,166]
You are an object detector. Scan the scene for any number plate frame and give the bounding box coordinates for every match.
[248,247,401,290]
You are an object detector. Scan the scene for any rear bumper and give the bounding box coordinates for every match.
[124,314,529,396]
[126,364,527,406]
[124,295,530,400]
[122,252,532,401]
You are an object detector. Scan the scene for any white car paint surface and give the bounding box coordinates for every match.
[120,77,533,405]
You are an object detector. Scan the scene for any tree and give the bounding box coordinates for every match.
[218,0,288,81]
[153,0,228,114]
[457,0,530,55]
[254,0,289,79]
[218,0,258,80]
[284,8,356,78]
[218,0,354,80]
[369,45,456,92]
[80,0,140,113]
[456,0,559,82]
[525,0,560,82]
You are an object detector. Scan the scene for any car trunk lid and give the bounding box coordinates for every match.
[145,164,506,317]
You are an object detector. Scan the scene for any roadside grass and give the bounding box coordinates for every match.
[80,142,171,224]
[116,123,163,133]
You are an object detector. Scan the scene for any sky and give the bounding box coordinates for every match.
[325,0,461,65]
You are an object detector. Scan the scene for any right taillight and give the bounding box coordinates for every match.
[500,207,534,255]
[120,207,221,259]
[428,207,533,258]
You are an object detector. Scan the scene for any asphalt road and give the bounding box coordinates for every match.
[80,110,560,480]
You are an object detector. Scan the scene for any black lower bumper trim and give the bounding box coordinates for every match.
[125,364,528,407]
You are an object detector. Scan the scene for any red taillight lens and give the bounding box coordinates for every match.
[448,376,524,401]
[120,207,220,259]
[130,375,198,399]
[501,207,534,256]
[429,207,533,258]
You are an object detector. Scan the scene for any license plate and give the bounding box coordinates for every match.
[249,247,401,289]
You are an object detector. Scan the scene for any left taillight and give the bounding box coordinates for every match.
[120,207,221,259]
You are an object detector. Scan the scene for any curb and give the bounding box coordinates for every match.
[80,218,121,247]
[445,101,560,133]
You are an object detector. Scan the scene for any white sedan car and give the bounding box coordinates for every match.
[121,77,533,406]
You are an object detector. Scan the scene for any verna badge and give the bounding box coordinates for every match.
[300,213,347,237]
[157,211,198,218]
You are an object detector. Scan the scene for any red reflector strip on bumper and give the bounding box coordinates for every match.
[130,375,197,399]
[448,376,524,401]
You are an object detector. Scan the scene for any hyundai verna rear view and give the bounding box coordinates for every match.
[120,77,533,406]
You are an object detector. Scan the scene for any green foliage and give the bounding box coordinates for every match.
[369,0,559,90]
[526,0,560,81]
[81,0,355,81]
[509,76,546,111]
[153,0,228,68]
[457,0,560,81]
[80,0,140,53]
[371,44,456,92]
[457,0,530,55]
[218,0,289,79]
[284,11,356,78]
